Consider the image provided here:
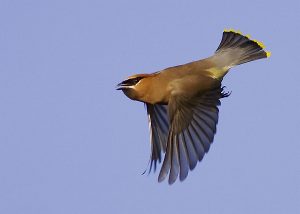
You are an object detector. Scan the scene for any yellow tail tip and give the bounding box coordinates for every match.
[266,51,271,58]
[224,28,243,34]
[252,39,266,49]
[223,28,268,50]
[245,34,251,39]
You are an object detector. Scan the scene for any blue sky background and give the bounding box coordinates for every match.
[0,0,299,213]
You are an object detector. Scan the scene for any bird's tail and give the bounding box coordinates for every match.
[208,29,271,79]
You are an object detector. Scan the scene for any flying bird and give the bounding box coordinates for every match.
[117,29,270,184]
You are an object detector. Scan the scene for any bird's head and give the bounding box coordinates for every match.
[116,74,153,101]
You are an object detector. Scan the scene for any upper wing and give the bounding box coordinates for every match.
[158,87,230,184]
[145,104,169,173]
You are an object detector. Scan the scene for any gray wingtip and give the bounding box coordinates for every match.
[158,173,167,183]
[179,171,189,182]
[168,176,177,185]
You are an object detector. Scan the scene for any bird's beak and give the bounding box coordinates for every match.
[116,82,124,90]
[116,81,130,90]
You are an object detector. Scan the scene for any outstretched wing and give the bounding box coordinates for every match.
[158,87,229,184]
[145,104,169,173]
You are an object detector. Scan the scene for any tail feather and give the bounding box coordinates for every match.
[214,29,271,67]
[216,30,249,51]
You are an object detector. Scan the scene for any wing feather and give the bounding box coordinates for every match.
[182,130,198,170]
[169,134,180,184]
[146,104,169,174]
[179,133,190,181]
[158,87,229,183]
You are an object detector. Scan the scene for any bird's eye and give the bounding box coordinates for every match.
[121,77,143,86]
[132,78,141,84]
[129,77,142,85]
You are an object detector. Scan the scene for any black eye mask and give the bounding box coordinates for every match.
[121,77,143,86]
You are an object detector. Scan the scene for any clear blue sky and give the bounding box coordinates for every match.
[0,0,299,213]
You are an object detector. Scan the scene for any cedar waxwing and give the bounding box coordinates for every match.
[117,29,270,184]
